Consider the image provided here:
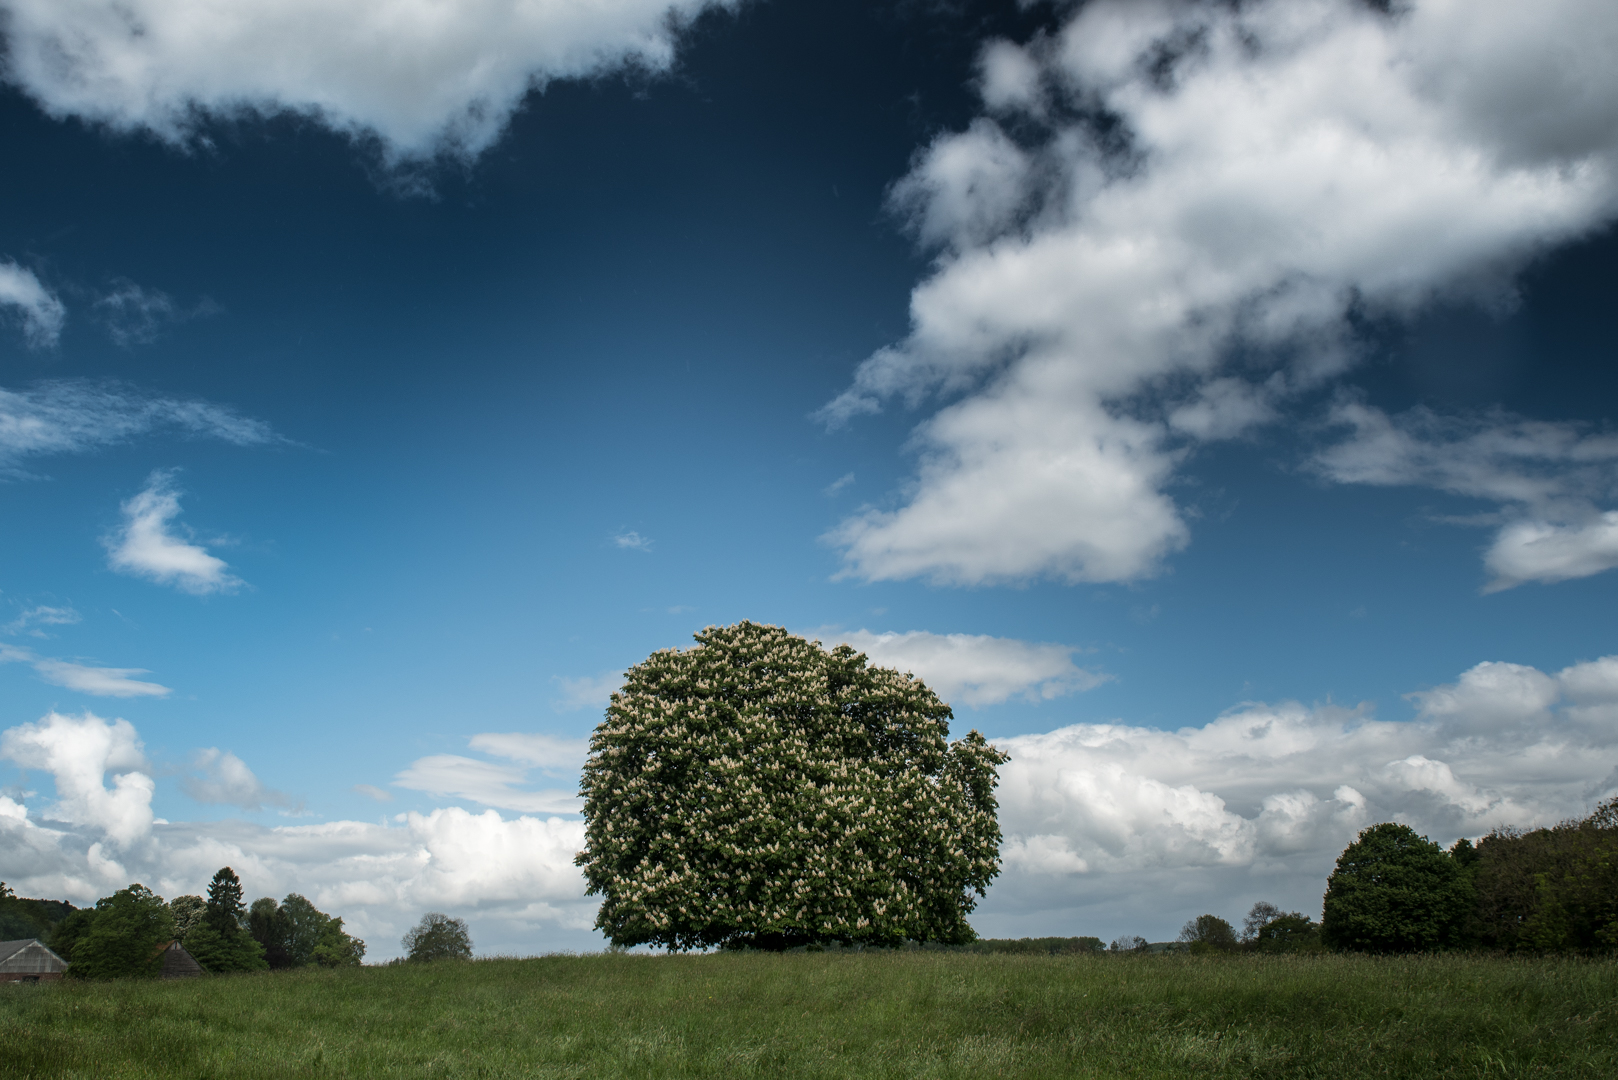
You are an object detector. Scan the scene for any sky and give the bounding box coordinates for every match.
[1,0,1616,959]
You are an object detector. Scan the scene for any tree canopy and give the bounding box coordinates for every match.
[403,912,472,962]
[1321,823,1472,953]
[575,621,1009,951]
[63,885,174,980]
[1178,914,1237,953]
[1469,797,1618,953]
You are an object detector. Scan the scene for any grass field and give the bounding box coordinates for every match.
[2,950,1614,1079]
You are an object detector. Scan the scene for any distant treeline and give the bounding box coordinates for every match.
[1,868,364,979]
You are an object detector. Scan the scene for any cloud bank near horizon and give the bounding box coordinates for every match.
[824,0,1618,590]
[0,0,739,163]
[5,653,1615,950]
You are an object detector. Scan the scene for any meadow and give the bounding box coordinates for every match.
[1,950,1614,1079]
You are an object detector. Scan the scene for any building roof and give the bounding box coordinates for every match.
[0,939,69,974]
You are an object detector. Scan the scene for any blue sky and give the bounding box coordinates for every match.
[2,0,1616,958]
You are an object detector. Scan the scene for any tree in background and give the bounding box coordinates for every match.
[1321,824,1472,952]
[183,867,268,973]
[1109,935,1149,952]
[1469,797,1618,953]
[251,894,366,968]
[0,882,74,941]
[1179,914,1238,954]
[1241,902,1323,953]
[403,912,472,962]
[64,885,175,980]
[576,622,1009,951]
[168,895,206,939]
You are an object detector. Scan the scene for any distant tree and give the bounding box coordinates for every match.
[168,895,206,939]
[67,885,175,980]
[47,908,99,965]
[1109,935,1148,953]
[1469,798,1618,953]
[311,916,366,967]
[576,622,1009,951]
[1179,914,1237,954]
[0,882,74,941]
[1241,901,1284,943]
[403,912,472,962]
[1321,823,1472,952]
[1241,902,1324,953]
[185,868,268,973]
[249,897,295,968]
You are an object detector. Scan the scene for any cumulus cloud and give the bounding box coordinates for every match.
[0,261,66,347]
[0,379,277,478]
[394,733,584,815]
[1315,401,1618,589]
[612,531,652,551]
[181,748,289,811]
[815,628,1109,707]
[0,711,593,958]
[0,711,154,846]
[104,470,242,595]
[0,643,172,698]
[552,671,624,712]
[0,0,738,163]
[822,0,1618,586]
[983,654,1618,940]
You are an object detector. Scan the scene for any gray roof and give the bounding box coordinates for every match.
[0,939,69,974]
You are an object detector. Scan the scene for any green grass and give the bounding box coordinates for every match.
[2,951,1614,1078]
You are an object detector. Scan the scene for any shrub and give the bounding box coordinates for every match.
[403,912,472,962]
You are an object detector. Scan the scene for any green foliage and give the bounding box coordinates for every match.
[951,936,1104,955]
[1241,902,1323,953]
[279,893,330,966]
[46,908,98,964]
[1322,823,1472,953]
[167,895,205,939]
[184,923,269,973]
[1469,797,1618,953]
[184,867,268,973]
[1109,934,1149,952]
[1180,914,1238,954]
[204,866,247,934]
[66,885,175,980]
[311,916,366,967]
[249,897,295,968]
[402,912,472,962]
[0,881,74,941]
[576,621,1009,951]
[5,952,1614,1079]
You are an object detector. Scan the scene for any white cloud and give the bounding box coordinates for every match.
[104,470,242,595]
[0,261,66,347]
[552,671,623,712]
[353,784,393,803]
[181,748,289,811]
[981,654,1618,940]
[0,379,277,478]
[4,605,81,637]
[612,531,652,551]
[0,711,154,846]
[93,281,214,347]
[393,730,584,815]
[822,0,1618,586]
[0,711,594,958]
[0,0,738,163]
[1314,401,1618,590]
[815,628,1109,707]
[0,643,172,698]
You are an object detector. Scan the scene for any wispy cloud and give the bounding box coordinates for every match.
[0,379,277,478]
[104,471,242,595]
[0,261,66,347]
[813,628,1109,708]
[3,605,81,637]
[0,644,171,698]
[394,756,581,815]
[1314,401,1618,590]
[467,733,588,773]
[612,531,652,551]
[93,280,217,347]
[551,671,623,712]
[353,783,394,803]
[822,0,1618,587]
[823,472,855,496]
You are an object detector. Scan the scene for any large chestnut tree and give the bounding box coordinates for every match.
[575,621,1008,951]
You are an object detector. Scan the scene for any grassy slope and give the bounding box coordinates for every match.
[1,951,1614,1079]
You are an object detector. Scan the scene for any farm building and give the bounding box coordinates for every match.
[157,940,205,979]
[0,939,68,983]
